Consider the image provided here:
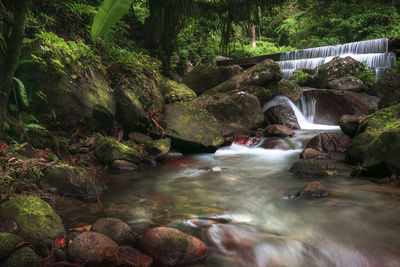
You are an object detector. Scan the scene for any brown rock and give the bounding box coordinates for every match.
[339,115,367,137]
[264,105,300,129]
[111,160,138,172]
[264,125,294,137]
[306,132,352,153]
[91,218,139,246]
[297,181,328,199]
[327,76,366,92]
[138,227,207,266]
[261,139,291,150]
[300,148,329,159]
[118,246,153,267]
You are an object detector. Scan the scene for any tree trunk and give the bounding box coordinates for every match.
[0,0,28,113]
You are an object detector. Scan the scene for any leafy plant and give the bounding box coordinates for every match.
[12,77,29,108]
[356,63,377,87]
[291,72,309,86]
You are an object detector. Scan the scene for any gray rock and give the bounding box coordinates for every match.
[91,218,139,246]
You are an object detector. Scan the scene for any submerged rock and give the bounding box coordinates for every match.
[290,159,354,178]
[305,132,352,153]
[264,105,300,129]
[339,115,366,137]
[297,181,328,199]
[368,73,400,108]
[2,247,41,267]
[264,124,294,137]
[138,227,207,266]
[91,218,139,246]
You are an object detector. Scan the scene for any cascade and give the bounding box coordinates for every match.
[277,38,396,79]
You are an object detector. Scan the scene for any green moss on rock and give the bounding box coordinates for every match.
[0,233,24,261]
[95,136,143,165]
[128,132,154,145]
[276,80,303,102]
[161,78,197,104]
[2,247,41,267]
[147,138,171,158]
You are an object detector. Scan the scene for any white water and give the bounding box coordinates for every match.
[277,38,396,79]
[262,96,340,130]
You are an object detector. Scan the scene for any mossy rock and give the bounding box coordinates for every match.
[235,86,272,106]
[0,196,65,249]
[161,78,197,104]
[163,102,224,153]
[346,104,400,177]
[0,233,24,261]
[369,73,400,108]
[2,247,41,267]
[147,138,171,159]
[128,132,154,146]
[275,80,303,102]
[94,136,142,165]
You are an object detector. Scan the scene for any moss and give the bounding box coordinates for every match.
[362,104,400,133]
[2,247,41,267]
[147,138,171,158]
[277,80,303,102]
[128,132,154,145]
[0,196,65,244]
[0,233,24,261]
[161,78,197,104]
[95,135,142,165]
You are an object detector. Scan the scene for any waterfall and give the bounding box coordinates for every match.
[277,38,396,80]
[262,96,340,130]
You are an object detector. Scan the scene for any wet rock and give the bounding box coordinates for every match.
[303,89,379,124]
[305,132,352,153]
[183,64,244,94]
[368,73,400,108]
[300,148,329,159]
[222,124,251,143]
[262,139,291,150]
[138,227,207,266]
[95,136,142,165]
[0,232,23,261]
[118,246,153,267]
[339,115,367,137]
[0,196,65,251]
[264,124,294,137]
[146,138,171,159]
[111,160,138,172]
[68,231,119,266]
[327,76,366,92]
[91,218,139,246]
[264,105,300,129]
[128,132,153,145]
[161,78,197,103]
[275,80,303,102]
[290,159,354,178]
[2,247,41,267]
[233,137,262,147]
[297,181,328,199]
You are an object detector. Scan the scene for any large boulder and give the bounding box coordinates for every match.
[264,105,300,129]
[305,132,352,153]
[94,136,142,165]
[0,196,65,250]
[161,78,197,104]
[303,89,379,124]
[0,233,23,261]
[308,56,365,88]
[273,80,303,102]
[346,104,400,177]
[2,247,41,267]
[91,218,138,246]
[327,76,366,92]
[138,227,207,266]
[183,64,243,94]
[339,115,367,137]
[368,73,400,108]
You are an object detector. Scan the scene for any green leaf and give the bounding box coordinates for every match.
[91,0,133,44]
[26,123,48,132]
[12,77,29,108]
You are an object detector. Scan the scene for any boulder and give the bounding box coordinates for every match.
[327,76,366,92]
[264,105,300,129]
[91,218,139,246]
[183,64,243,94]
[303,89,379,124]
[236,86,273,107]
[0,196,65,250]
[114,87,149,132]
[94,136,142,165]
[274,80,303,102]
[264,124,294,137]
[68,232,119,266]
[128,132,153,146]
[221,124,251,143]
[111,160,138,172]
[368,73,400,108]
[118,246,153,267]
[205,59,282,95]
[138,227,207,266]
[346,104,400,177]
[305,132,352,153]
[339,115,367,137]
[300,148,329,159]
[290,159,354,178]
[309,56,365,88]
[2,247,41,267]
[0,233,23,261]
[146,138,171,159]
[161,78,197,103]
[296,181,328,199]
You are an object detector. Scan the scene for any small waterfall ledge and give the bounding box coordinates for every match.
[277,38,396,79]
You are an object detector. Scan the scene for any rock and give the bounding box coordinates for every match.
[183,64,243,94]
[264,124,294,137]
[305,132,352,153]
[300,148,329,159]
[115,87,149,132]
[0,220,18,234]
[91,218,139,246]
[53,248,67,262]
[111,160,138,172]
[290,159,354,178]
[2,247,41,267]
[146,138,171,159]
[221,124,251,143]
[118,246,153,267]
[327,76,366,92]
[303,89,379,124]
[0,196,65,251]
[205,59,282,95]
[128,132,153,145]
[309,56,365,88]
[261,139,291,150]
[0,232,23,261]
[95,136,142,165]
[368,73,400,108]
[161,78,197,103]
[163,102,224,153]
[233,137,262,147]
[346,104,400,177]
[296,181,328,199]
[274,80,303,102]
[138,227,207,266]
[264,105,300,129]
[68,232,119,266]
[42,164,92,197]
[236,85,273,106]
[339,115,367,137]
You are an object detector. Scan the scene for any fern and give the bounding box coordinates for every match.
[12,77,29,108]
[63,2,96,17]
[91,0,133,44]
